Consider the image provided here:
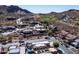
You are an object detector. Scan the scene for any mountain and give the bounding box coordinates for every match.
[0,5,33,15]
[50,9,79,20]
[0,5,79,22]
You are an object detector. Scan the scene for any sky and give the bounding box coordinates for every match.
[18,5,79,13]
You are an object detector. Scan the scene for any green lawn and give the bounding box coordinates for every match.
[40,16,58,23]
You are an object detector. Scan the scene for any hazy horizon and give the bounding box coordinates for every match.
[18,5,79,13]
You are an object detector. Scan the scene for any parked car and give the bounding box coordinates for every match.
[71,42,79,49]
[57,49,63,54]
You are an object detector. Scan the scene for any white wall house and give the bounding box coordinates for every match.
[31,24,46,31]
[16,18,23,25]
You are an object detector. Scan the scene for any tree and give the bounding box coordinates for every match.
[0,35,7,44]
[0,35,4,42]
[39,15,58,25]
[7,36,12,43]
[47,29,53,36]
[53,41,59,48]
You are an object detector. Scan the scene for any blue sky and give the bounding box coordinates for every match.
[18,5,79,13]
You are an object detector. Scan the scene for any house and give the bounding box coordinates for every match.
[8,45,20,54]
[6,17,16,21]
[61,14,70,22]
[33,43,48,50]
[0,47,2,53]
[18,27,33,36]
[58,30,77,41]
[32,41,49,45]
[9,45,17,50]
[26,43,33,48]
[1,26,16,32]
[0,44,8,54]
[5,26,16,31]
[32,43,49,54]
[32,40,50,52]
[0,27,3,33]
[49,25,59,31]
[74,39,79,43]
[27,47,34,54]
[60,30,68,36]
[1,31,14,36]
[0,44,3,53]
[20,46,25,54]
[9,48,20,54]
[16,17,35,28]
[31,24,47,32]
[26,43,34,54]
[0,47,8,54]
[71,42,79,49]
[70,39,79,49]
[25,39,50,54]
[20,17,34,24]
[23,27,33,34]
[48,48,57,54]
[57,30,68,39]
[65,34,77,41]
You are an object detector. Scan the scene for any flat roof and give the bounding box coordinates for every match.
[9,45,17,50]
[32,41,49,45]
[34,43,46,47]
[9,48,20,54]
